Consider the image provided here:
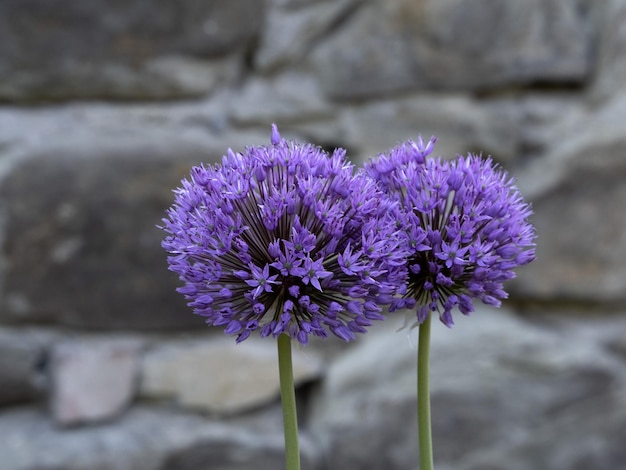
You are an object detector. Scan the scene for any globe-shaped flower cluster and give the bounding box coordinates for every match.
[162,125,408,344]
[365,137,536,327]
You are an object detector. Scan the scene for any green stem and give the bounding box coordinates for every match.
[277,334,301,470]
[418,314,434,470]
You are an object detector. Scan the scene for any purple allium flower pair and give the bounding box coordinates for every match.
[162,125,536,344]
[161,125,408,344]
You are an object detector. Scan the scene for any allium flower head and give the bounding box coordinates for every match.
[162,125,408,344]
[365,137,536,327]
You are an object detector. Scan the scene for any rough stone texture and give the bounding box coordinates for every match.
[0,0,263,101]
[228,72,335,126]
[313,0,596,99]
[255,0,360,72]
[514,93,586,155]
[0,406,321,470]
[140,336,324,414]
[0,143,201,329]
[0,105,271,330]
[513,93,626,304]
[309,307,626,470]
[589,0,626,103]
[461,396,626,470]
[51,338,142,426]
[342,94,521,163]
[0,327,57,405]
[161,428,321,470]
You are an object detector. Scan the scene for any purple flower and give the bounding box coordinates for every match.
[245,264,279,298]
[162,125,408,344]
[297,257,332,291]
[365,138,536,328]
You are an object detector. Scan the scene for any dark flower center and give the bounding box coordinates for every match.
[407,253,432,297]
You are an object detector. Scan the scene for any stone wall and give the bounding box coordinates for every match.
[1,1,626,469]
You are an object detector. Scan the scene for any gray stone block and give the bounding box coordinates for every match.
[140,336,323,414]
[0,406,321,470]
[313,0,597,99]
[0,0,263,101]
[310,308,626,469]
[0,105,276,330]
[513,93,626,305]
[0,327,56,405]
[50,338,142,426]
[0,145,201,329]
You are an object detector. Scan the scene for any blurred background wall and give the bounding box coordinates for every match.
[1,1,626,469]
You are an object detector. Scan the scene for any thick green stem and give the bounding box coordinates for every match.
[277,334,301,470]
[418,314,434,470]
